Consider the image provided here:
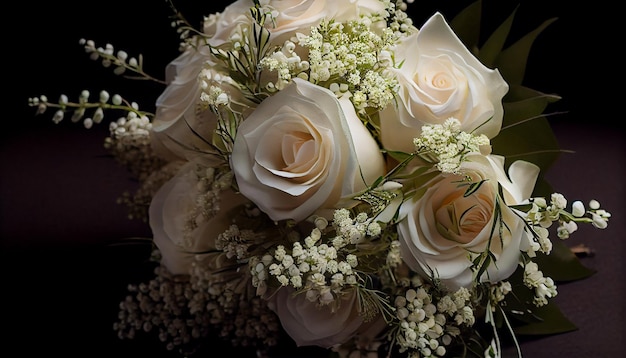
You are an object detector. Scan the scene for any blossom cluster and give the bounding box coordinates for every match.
[29,1,612,357]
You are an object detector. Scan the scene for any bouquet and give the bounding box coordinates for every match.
[28,0,613,357]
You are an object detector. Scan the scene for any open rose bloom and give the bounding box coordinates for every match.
[63,1,611,357]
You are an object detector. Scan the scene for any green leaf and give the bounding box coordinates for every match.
[490,114,560,174]
[503,85,561,125]
[533,239,596,282]
[501,277,578,335]
[494,17,558,86]
[450,0,482,54]
[512,300,578,335]
[478,4,517,68]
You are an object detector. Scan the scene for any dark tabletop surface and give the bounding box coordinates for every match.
[2,0,624,357]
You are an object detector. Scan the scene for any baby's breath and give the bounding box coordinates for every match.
[413,118,491,175]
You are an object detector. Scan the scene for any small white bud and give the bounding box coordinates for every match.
[571,201,585,217]
[589,199,600,210]
[52,110,64,124]
[113,66,126,75]
[117,50,128,61]
[591,213,608,229]
[382,181,403,191]
[112,94,123,105]
[93,107,104,123]
[99,91,110,103]
[36,103,47,115]
[83,117,93,129]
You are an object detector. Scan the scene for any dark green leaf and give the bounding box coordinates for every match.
[478,4,517,68]
[512,300,578,335]
[450,0,482,54]
[490,114,560,174]
[502,85,561,126]
[533,239,596,282]
[494,17,558,86]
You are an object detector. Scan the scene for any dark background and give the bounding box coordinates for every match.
[2,1,624,357]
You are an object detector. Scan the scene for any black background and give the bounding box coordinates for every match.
[2,1,624,357]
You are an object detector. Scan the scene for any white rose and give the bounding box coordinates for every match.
[150,46,216,162]
[150,45,246,163]
[380,12,509,153]
[210,0,386,47]
[203,1,254,46]
[267,287,386,348]
[397,154,539,290]
[149,159,250,275]
[264,0,386,38]
[231,78,385,222]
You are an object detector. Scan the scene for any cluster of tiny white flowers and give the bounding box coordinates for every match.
[333,208,383,245]
[523,261,557,307]
[198,68,235,108]
[386,240,403,268]
[392,275,475,358]
[258,40,310,91]
[114,261,209,353]
[117,161,181,222]
[251,209,386,307]
[216,224,263,260]
[188,257,281,350]
[262,15,400,113]
[181,166,234,249]
[413,118,491,174]
[488,281,512,310]
[385,0,416,37]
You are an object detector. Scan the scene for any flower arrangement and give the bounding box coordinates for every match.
[28,1,613,357]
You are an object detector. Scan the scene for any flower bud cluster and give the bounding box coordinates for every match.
[488,281,512,310]
[28,90,142,129]
[80,38,165,84]
[523,261,557,307]
[523,194,611,256]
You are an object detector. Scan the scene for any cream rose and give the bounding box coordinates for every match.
[211,0,386,46]
[150,43,248,164]
[380,12,509,153]
[149,158,250,275]
[231,78,385,222]
[267,287,387,348]
[397,154,539,290]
